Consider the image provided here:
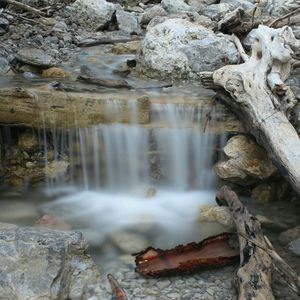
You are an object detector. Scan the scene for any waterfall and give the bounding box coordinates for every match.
[43,100,223,192]
[41,99,227,247]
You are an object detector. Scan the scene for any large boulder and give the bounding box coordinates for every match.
[0,223,102,299]
[137,18,240,80]
[214,135,277,185]
[69,0,116,30]
[139,5,167,26]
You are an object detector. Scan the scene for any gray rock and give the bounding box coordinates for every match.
[116,10,141,34]
[69,0,116,30]
[0,57,10,74]
[262,0,300,17]
[200,3,232,21]
[289,239,300,256]
[139,5,167,25]
[15,47,55,68]
[0,223,102,300]
[52,20,68,33]
[214,135,277,185]
[161,0,192,12]
[137,18,239,80]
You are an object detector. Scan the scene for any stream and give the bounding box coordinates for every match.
[0,45,300,300]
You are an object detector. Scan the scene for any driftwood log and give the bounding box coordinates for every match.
[216,186,300,299]
[200,25,300,195]
[216,186,274,300]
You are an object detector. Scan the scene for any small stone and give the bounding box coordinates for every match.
[167,292,181,299]
[198,205,234,228]
[42,67,69,78]
[156,280,171,289]
[34,214,71,231]
[111,40,141,55]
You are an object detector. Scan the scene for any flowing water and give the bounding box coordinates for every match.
[38,97,227,248]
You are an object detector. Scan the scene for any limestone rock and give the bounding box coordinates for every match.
[198,205,234,228]
[139,5,167,25]
[0,56,10,74]
[34,214,72,231]
[279,225,300,245]
[15,48,55,68]
[116,10,141,34]
[262,0,300,17]
[69,0,116,30]
[214,135,277,185]
[0,223,102,299]
[137,18,240,80]
[161,0,192,12]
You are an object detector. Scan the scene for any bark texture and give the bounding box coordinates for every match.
[216,186,274,300]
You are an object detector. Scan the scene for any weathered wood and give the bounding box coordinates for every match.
[200,25,300,196]
[76,75,132,89]
[216,186,274,300]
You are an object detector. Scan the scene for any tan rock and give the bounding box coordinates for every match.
[214,135,277,185]
[42,67,69,78]
[198,204,234,228]
[112,40,141,55]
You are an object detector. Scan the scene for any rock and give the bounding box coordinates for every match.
[69,0,116,30]
[198,205,234,228]
[137,18,240,80]
[45,160,69,179]
[221,0,257,12]
[15,47,55,68]
[34,214,72,230]
[214,135,277,185]
[0,17,9,35]
[42,67,69,78]
[289,239,300,256]
[109,231,149,253]
[0,223,102,299]
[18,132,39,151]
[251,183,274,203]
[0,56,10,75]
[279,225,300,245]
[199,3,231,21]
[251,181,291,203]
[146,187,156,198]
[52,20,69,33]
[139,5,167,25]
[112,40,141,54]
[263,0,300,17]
[0,201,39,224]
[116,10,141,34]
[161,0,192,12]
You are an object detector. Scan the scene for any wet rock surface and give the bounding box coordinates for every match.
[0,222,102,300]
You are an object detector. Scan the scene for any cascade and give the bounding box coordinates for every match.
[40,98,227,247]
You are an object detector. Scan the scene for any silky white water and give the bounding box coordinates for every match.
[42,99,226,248]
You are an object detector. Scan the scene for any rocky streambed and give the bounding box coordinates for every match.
[0,0,300,299]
